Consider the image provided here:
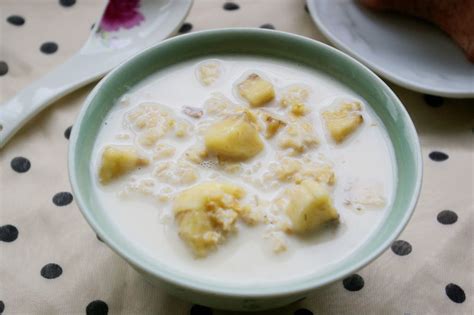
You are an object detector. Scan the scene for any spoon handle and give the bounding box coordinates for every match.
[0,54,108,149]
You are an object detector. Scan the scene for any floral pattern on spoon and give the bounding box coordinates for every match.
[100,0,145,32]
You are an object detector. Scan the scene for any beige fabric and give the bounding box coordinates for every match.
[0,0,472,314]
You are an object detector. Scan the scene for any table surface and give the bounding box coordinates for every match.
[0,1,472,314]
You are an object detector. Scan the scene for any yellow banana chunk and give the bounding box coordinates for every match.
[285,179,339,233]
[175,209,221,257]
[260,111,287,138]
[290,102,308,116]
[322,102,364,143]
[204,113,263,160]
[99,146,149,184]
[174,182,245,214]
[238,73,275,107]
[173,182,245,257]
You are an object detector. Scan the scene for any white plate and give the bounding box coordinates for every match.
[307,0,474,98]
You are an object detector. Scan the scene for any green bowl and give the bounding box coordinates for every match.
[69,28,422,311]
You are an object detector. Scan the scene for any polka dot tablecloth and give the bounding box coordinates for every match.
[0,1,473,314]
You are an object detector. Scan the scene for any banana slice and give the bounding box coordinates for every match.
[322,101,364,143]
[173,182,245,257]
[285,179,339,233]
[99,146,149,184]
[204,112,263,160]
[238,73,275,107]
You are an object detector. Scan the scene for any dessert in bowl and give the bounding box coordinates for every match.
[69,28,422,311]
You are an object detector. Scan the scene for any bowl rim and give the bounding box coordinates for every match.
[68,27,423,298]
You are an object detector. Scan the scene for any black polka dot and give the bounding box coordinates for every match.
[429,151,449,162]
[52,192,73,206]
[391,240,412,256]
[295,308,313,315]
[423,94,444,107]
[91,23,95,30]
[304,4,309,13]
[0,300,4,314]
[40,263,63,279]
[190,304,213,315]
[59,0,76,7]
[7,15,25,26]
[343,274,364,291]
[40,42,58,54]
[86,300,108,315]
[64,125,72,139]
[178,22,193,34]
[96,234,103,242]
[437,210,458,225]
[0,225,19,242]
[260,23,275,30]
[223,2,239,11]
[0,61,8,76]
[10,156,31,173]
[445,283,465,303]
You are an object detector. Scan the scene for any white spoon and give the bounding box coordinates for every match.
[0,0,193,148]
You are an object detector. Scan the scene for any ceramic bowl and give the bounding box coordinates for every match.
[69,28,422,311]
